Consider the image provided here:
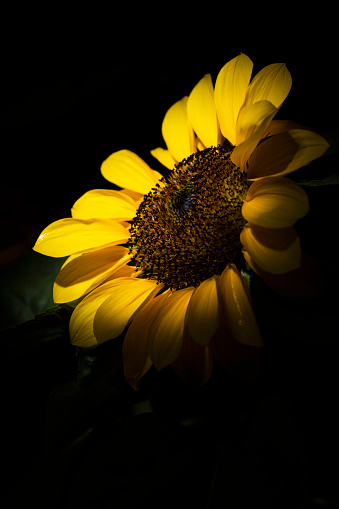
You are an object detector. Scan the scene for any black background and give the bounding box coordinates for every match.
[1,15,338,509]
[1,26,337,256]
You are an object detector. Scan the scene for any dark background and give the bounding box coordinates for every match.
[0,17,338,508]
[1,31,337,270]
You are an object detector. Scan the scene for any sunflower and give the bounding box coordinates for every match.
[33,53,329,390]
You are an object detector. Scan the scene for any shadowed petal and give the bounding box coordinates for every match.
[242,177,309,228]
[219,264,263,347]
[210,272,263,380]
[263,119,308,138]
[240,224,301,274]
[148,287,194,370]
[187,276,220,346]
[247,129,330,179]
[243,250,325,300]
[231,101,277,170]
[122,290,171,390]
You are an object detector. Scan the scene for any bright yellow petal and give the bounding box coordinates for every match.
[120,188,144,203]
[240,63,292,119]
[247,129,330,180]
[231,100,277,170]
[104,263,138,281]
[71,189,137,221]
[93,278,161,343]
[187,74,221,148]
[148,287,194,370]
[187,276,220,346]
[69,279,126,348]
[214,53,253,146]
[240,224,301,274]
[150,147,176,170]
[162,96,196,162]
[242,177,309,228]
[196,138,205,151]
[101,149,162,195]
[53,246,130,303]
[33,218,129,257]
[122,290,170,390]
[236,100,277,145]
[219,264,263,347]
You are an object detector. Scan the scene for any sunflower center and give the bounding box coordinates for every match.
[128,145,248,290]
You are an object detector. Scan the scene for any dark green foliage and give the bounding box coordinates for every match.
[0,131,337,508]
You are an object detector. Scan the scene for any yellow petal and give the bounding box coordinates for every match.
[162,96,196,162]
[53,246,130,303]
[71,189,137,221]
[214,53,253,146]
[33,218,129,257]
[120,188,144,203]
[93,278,161,343]
[187,276,220,346]
[148,287,194,370]
[240,224,301,274]
[104,263,138,281]
[247,129,330,179]
[187,74,220,148]
[240,63,292,118]
[196,138,205,151]
[236,100,277,146]
[243,250,325,301]
[242,177,309,228]
[122,290,170,390]
[69,279,126,348]
[150,147,176,170]
[231,100,278,170]
[219,264,263,346]
[263,120,306,138]
[101,149,162,195]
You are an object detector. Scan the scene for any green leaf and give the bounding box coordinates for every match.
[0,250,67,330]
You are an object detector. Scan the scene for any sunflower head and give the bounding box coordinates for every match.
[129,144,248,290]
[32,53,330,390]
